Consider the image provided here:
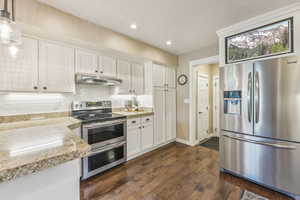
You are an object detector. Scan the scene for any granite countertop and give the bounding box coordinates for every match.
[113,111,154,118]
[0,117,90,183]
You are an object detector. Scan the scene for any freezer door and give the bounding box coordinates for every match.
[220,131,300,196]
[254,56,300,142]
[220,63,253,135]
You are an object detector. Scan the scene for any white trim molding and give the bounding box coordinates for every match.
[216,2,300,66]
[176,138,191,146]
[188,55,219,147]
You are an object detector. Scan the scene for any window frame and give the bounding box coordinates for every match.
[225,17,294,64]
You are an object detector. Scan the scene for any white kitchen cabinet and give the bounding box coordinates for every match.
[0,37,39,92]
[131,63,144,95]
[165,67,176,88]
[39,41,75,93]
[141,123,154,151]
[117,60,144,95]
[126,116,154,160]
[165,88,177,141]
[152,63,165,87]
[100,55,117,77]
[127,125,142,158]
[117,59,131,94]
[153,88,166,145]
[75,49,98,74]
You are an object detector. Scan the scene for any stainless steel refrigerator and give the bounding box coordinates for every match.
[220,56,300,198]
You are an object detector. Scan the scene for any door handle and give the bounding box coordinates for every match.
[223,135,296,150]
[254,71,260,123]
[247,72,252,123]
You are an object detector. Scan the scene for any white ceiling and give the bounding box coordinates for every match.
[38,0,299,55]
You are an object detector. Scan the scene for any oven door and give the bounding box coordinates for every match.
[82,119,126,149]
[82,141,126,180]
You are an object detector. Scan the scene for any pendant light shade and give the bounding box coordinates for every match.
[0,0,22,46]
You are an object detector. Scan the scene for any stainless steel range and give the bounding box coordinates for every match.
[72,101,127,180]
[220,56,300,199]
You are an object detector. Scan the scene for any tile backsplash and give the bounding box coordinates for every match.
[0,85,153,116]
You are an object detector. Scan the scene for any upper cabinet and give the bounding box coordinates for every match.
[0,37,39,92]
[117,59,132,94]
[145,62,176,92]
[75,49,98,74]
[75,49,117,77]
[131,63,144,95]
[117,60,144,95]
[100,55,117,77]
[165,67,176,88]
[152,64,165,87]
[39,40,75,93]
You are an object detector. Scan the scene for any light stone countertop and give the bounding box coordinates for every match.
[113,111,154,118]
[0,117,90,183]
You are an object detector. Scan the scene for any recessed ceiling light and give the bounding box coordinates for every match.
[166,40,172,45]
[130,24,137,29]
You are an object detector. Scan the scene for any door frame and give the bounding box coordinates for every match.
[188,55,219,146]
[196,74,210,143]
[213,75,220,137]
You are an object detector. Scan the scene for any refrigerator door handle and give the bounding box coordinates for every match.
[247,72,252,123]
[254,70,260,123]
[223,134,296,150]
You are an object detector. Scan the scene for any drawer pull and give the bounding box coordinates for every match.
[132,121,136,124]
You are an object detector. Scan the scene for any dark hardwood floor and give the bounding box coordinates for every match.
[81,143,292,200]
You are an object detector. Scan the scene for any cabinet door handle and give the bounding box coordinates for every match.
[43,86,47,90]
[132,121,136,124]
[33,86,38,90]
[95,70,98,73]
[100,71,104,74]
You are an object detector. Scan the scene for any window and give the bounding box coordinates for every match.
[226,18,293,64]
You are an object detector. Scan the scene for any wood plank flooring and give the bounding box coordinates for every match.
[81,143,292,200]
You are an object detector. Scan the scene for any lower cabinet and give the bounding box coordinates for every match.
[126,113,176,161]
[126,116,154,160]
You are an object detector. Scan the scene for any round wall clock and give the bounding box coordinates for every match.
[177,74,188,85]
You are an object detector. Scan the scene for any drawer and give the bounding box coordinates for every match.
[141,116,153,124]
[127,118,141,127]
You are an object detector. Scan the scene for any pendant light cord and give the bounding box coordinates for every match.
[12,0,15,21]
[4,0,8,12]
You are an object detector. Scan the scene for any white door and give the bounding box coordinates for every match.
[117,59,131,94]
[165,88,176,141]
[141,123,154,151]
[100,55,116,77]
[39,41,75,93]
[131,63,144,95]
[152,64,165,87]
[197,75,209,140]
[75,49,98,74]
[165,67,176,88]
[0,37,39,92]
[213,76,220,136]
[153,87,166,145]
[127,126,141,157]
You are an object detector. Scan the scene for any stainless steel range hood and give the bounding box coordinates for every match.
[76,74,122,86]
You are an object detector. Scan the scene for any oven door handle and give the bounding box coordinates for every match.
[90,141,126,155]
[84,119,126,129]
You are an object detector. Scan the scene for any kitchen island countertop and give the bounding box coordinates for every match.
[0,117,90,183]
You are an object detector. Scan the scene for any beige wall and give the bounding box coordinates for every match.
[10,0,178,66]
[176,45,219,140]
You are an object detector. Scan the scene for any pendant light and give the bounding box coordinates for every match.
[0,0,22,46]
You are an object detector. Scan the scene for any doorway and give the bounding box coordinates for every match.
[193,62,220,144]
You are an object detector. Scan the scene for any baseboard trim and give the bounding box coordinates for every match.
[175,138,191,146]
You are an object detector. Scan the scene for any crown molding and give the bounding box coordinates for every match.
[217,2,300,37]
